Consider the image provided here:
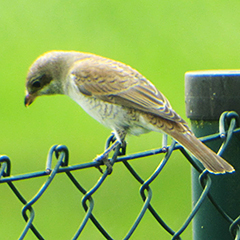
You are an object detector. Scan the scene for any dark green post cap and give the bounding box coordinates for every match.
[185,70,240,120]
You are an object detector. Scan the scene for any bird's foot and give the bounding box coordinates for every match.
[118,140,127,156]
[93,137,127,174]
[93,154,112,174]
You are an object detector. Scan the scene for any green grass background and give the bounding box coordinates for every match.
[1,1,240,239]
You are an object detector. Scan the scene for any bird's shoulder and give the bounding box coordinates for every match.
[69,55,186,125]
[69,55,142,95]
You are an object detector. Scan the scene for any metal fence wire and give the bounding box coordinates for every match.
[1,111,240,240]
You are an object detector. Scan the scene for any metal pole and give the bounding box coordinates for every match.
[185,70,240,240]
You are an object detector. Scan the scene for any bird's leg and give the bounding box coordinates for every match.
[94,130,126,174]
[162,134,168,152]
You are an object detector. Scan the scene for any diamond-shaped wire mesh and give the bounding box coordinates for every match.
[0,111,239,239]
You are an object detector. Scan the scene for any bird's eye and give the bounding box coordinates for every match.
[31,80,41,88]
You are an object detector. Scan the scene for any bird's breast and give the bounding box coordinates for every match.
[65,82,151,135]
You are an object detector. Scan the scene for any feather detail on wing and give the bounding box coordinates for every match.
[69,56,188,127]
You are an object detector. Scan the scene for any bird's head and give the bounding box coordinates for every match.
[24,51,79,107]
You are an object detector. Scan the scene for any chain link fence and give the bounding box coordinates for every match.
[0,111,239,239]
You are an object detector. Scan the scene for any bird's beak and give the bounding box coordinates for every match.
[24,94,36,107]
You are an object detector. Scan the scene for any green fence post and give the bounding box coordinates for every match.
[185,70,240,240]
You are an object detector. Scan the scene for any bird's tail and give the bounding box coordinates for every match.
[170,130,235,174]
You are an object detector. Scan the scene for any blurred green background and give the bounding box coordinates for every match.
[1,0,240,239]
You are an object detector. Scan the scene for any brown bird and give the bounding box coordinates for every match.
[24,51,234,174]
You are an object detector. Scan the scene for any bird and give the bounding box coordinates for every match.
[24,50,235,174]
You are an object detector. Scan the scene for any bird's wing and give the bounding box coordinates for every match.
[70,57,185,124]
